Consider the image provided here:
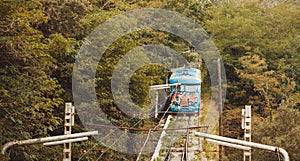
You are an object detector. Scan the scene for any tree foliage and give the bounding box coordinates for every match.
[0,0,299,160]
[205,0,300,110]
[0,0,64,160]
[205,1,299,160]
[252,108,300,161]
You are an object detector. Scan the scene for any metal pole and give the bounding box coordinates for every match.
[43,137,88,146]
[1,131,98,154]
[206,139,251,151]
[217,58,223,161]
[150,83,181,90]
[195,132,290,161]
[155,91,158,118]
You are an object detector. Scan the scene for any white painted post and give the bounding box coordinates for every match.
[63,103,75,161]
[242,105,251,161]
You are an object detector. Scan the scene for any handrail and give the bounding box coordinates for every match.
[1,131,98,154]
[195,132,289,161]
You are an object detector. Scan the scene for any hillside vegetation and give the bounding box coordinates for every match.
[0,0,299,160]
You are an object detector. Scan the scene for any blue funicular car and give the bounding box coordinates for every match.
[168,67,201,112]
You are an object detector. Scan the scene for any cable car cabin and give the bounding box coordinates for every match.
[168,68,201,112]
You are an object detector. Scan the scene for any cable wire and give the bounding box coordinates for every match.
[135,129,152,161]
[135,105,172,161]
[78,90,169,160]
[95,118,145,161]
[77,112,146,161]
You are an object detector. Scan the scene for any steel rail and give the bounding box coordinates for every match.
[182,116,191,161]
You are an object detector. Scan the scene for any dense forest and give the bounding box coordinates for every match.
[0,0,299,160]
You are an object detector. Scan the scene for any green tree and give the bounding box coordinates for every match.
[0,0,64,160]
[205,1,300,110]
[237,54,280,116]
[204,1,300,160]
[252,108,300,161]
[238,54,299,116]
[39,1,90,39]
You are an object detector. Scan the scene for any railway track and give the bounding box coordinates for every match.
[182,116,190,161]
[151,113,201,161]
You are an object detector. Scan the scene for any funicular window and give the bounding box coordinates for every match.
[183,70,189,75]
[185,85,200,106]
[175,70,183,76]
[185,85,199,92]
